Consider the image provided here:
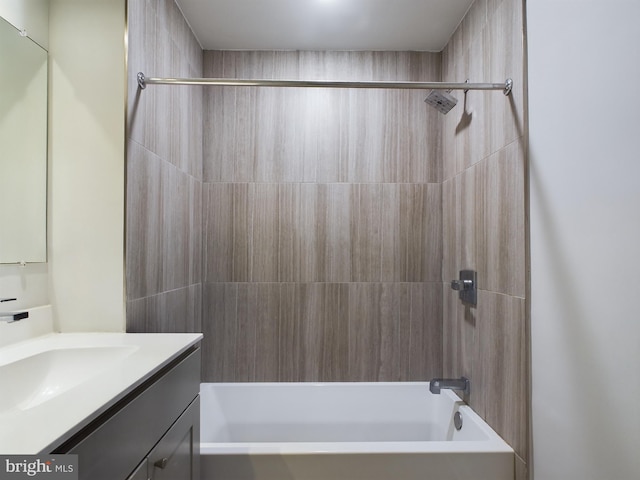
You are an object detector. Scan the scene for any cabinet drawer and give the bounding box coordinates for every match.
[58,347,200,480]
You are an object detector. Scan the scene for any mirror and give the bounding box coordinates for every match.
[0,15,47,263]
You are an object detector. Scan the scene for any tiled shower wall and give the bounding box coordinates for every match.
[125,0,528,473]
[441,0,528,477]
[201,51,444,382]
[126,0,204,334]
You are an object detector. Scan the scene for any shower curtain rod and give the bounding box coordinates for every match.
[137,73,513,96]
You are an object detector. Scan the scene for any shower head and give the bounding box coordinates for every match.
[424,90,458,114]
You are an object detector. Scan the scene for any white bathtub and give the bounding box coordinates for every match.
[200,382,514,480]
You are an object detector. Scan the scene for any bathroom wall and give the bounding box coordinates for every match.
[201,51,444,382]
[126,0,204,335]
[440,0,528,477]
[48,0,126,332]
[529,1,640,479]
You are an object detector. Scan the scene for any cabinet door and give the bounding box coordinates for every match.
[126,460,147,480]
[148,396,200,480]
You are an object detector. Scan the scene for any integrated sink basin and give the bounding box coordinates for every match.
[0,345,138,413]
[0,332,202,454]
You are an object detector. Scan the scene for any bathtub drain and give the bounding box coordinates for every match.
[454,411,463,431]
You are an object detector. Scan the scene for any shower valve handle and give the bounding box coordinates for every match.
[450,270,477,306]
[450,279,473,291]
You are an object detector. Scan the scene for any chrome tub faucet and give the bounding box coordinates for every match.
[429,377,470,396]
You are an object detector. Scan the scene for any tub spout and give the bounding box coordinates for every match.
[429,377,470,396]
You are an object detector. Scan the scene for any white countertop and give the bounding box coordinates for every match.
[0,332,202,454]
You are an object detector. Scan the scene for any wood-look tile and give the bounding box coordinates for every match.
[125,297,146,333]
[202,283,235,382]
[350,184,383,282]
[377,284,411,381]
[478,291,527,458]
[320,283,349,382]
[161,162,190,292]
[203,183,251,282]
[380,184,442,282]
[346,90,386,183]
[484,0,525,156]
[252,283,281,381]
[203,183,231,281]
[127,0,156,150]
[442,285,479,407]
[408,282,443,380]
[126,141,163,300]
[188,176,202,286]
[405,184,442,282]
[347,283,382,381]
[126,285,202,336]
[233,284,256,381]
[320,184,352,282]
[476,140,526,297]
[234,88,257,183]
[298,283,326,382]
[277,283,302,381]
[250,184,279,282]
[203,86,231,182]
[451,28,489,173]
[515,455,528,480]
[380,185,402,281]
[442,178,458,284]
[278,184,320,282]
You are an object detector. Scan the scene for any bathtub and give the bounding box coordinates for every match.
[200,382,514,480]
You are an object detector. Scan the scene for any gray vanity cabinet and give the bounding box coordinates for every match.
[127,396,200,480]
[53,346,201,480]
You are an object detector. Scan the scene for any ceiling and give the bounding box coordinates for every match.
[175,0,475,52]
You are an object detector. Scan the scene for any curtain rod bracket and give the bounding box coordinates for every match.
[504,78,513,96]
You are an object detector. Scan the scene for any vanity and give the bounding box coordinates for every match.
[0,311,202,480]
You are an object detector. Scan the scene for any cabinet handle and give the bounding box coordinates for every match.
[154,458,169,469]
